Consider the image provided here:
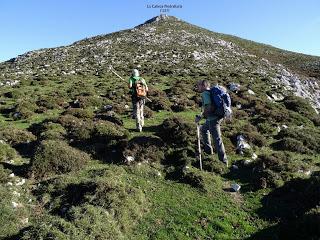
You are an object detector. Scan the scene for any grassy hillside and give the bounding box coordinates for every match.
[0,15,319,240]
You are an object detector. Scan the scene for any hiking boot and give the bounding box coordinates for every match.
[223,159,229,167]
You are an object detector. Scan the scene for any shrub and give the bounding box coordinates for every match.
[73,95,104,108]
[93,120,128,144]
[272,138,310,154]
[0,142,18,162]
[283,96,316,116]
[3,89,23,99]
[10,100,38,119]
[274,127,320,153]
[146,87,171,111]
[57,115,95,142]
[122,136,165,163]
[202,157,228,175]
[250,152,311,189]
[39,123,67,141]
[36,96,59,110]
[31,140,90,178]
[0,165,10,183]
[0,127,37,146]
[157,117,196,147]
[62,108,95,119]
[95,111,123,126]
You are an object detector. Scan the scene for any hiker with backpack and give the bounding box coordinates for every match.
[129,69,148,132]
[195,80,232,167]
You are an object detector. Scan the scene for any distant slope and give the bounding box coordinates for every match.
[219,33,320,79]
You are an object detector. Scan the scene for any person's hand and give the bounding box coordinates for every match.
[195,115,201,123]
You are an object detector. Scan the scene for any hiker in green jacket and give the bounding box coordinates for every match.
[128,69,148,132]
[195,80,228,166]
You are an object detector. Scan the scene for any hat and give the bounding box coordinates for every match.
[132,69,139,77]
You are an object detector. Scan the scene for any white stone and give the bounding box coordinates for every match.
[125,156,134,163]
[9,173,15,178]
[21,218,29,224]
[252,153,258,160]
[229,82,241,92]
[236,135,251,151]
[183,166,190,171]
[16,179,26,186]
[248,89,255,95]
[12,201,19,208]
[276,126,281,133]
[231,183,241,192]
[12,191,21,197]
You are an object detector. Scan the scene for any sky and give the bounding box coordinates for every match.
[0,0,319,62]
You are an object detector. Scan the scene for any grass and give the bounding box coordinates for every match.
[0,17,319,239]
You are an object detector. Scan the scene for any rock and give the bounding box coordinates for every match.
[7,182,13,186]
[124,104,130,109]
[232,165,239,170]
[267,95,274,101]
[103,105,113,111]
[183,165,190,172]
[281,124,288,129]
[228,82,241,92]
[16,178,26,186]
[236,104,242,109]
[125,155,135,164]
[12,201,20,208]
[231,183,241,192]
[9,173,15,178]
[12,191,21,197]
[248,89,255,95]
[305,170,312,176]
[21,218,29,224]
[271,93,284,101]
[236,135,251,154]
[252,153,258,160]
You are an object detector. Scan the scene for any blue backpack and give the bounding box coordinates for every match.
[209,86,232,118]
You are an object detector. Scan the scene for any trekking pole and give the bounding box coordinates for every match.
[108,65,152,103]
[196,123,203,171]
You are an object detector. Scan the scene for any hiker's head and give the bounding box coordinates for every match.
[196,80,210,92]
[132,69,139,77]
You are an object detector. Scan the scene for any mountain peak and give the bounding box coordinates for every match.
[135,14,180,28]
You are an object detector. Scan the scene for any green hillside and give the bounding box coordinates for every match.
[0,15,319,240]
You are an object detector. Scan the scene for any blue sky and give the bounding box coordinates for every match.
[0,0,319,62]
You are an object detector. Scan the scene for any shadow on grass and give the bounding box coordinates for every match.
[0,162,30,178]
[222,161,257,193]
[2,226,33,240]
[246,173,320,240]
